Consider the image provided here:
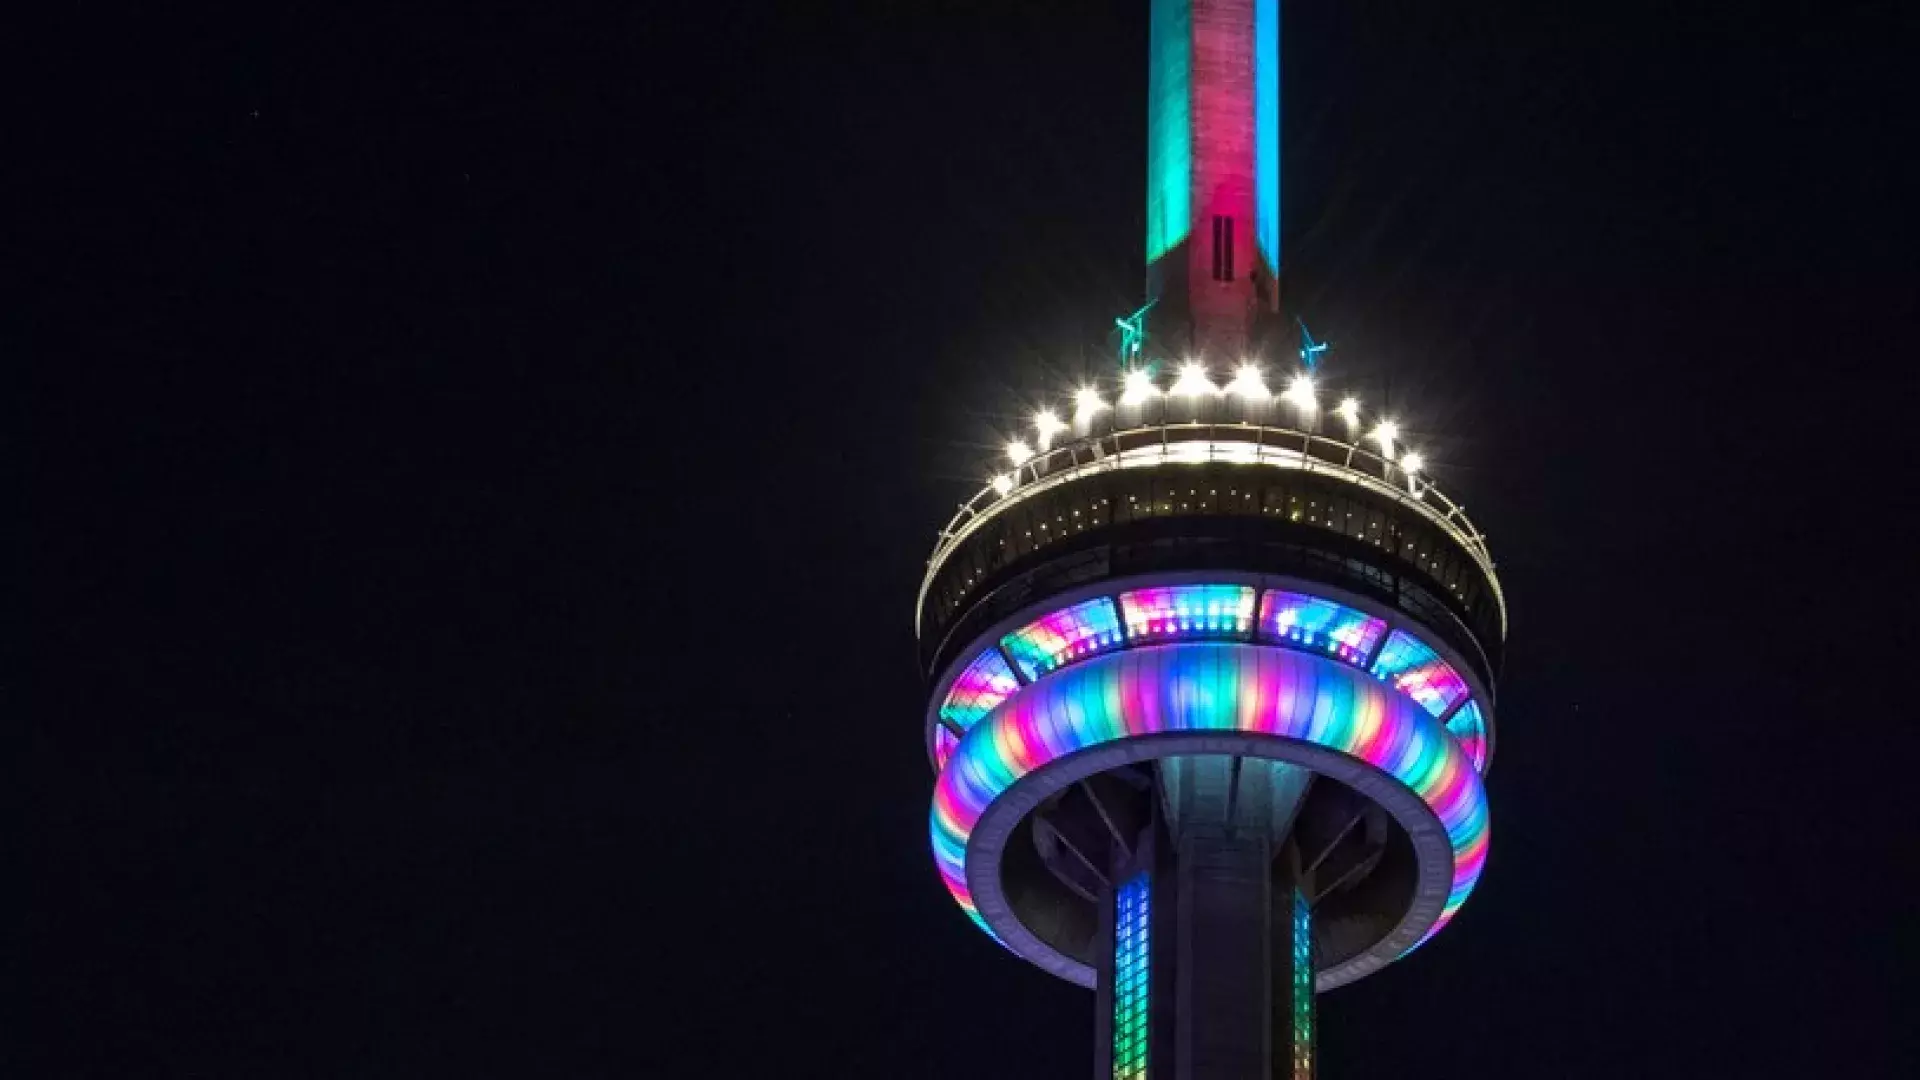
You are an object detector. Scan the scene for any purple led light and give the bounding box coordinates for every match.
[939,647,1021,731]
[1001,597,1124,680]
[930,643,1488,950]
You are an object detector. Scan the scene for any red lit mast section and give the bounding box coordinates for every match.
[1147,0,1281,362]
[1190,0,1261,360]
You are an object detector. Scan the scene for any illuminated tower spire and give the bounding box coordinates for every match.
[1146,0,1283,362]
[914,6,1513,1080]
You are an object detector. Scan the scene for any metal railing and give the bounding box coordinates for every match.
[917,421,1507,636]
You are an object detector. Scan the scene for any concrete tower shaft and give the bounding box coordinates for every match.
[1146,0,1283,361]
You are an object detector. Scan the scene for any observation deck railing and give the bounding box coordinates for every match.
[918,421,1506,637]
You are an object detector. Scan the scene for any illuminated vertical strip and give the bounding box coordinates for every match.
[1254,0,1281,276]
[1113,874,1151,1080]
[1292,889,1313,1080]
[1146,0,1192,264]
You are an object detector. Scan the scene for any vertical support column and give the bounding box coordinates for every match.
[1114,874,1154,1080]
[1280,887,1314,1080]
[1095,876,1117,1080]
[1154,756,1310,1079]
[1267,841,1313,1080]
[1176,825,1271,1078]
[1107,758,1315,1079]
[1101,820,1160,1080]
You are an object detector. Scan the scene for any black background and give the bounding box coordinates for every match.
[20,1,1916,1076]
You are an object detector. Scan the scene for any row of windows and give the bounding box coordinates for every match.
[923,529,1495,695]
[927,467,1497,646]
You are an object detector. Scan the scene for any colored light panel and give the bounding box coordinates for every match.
[938,647,1021,731]
[1120,584,1256,641]
[1369,630,1471,719]
[930,644,1489,952]
[1258,589,1387,666]
[1447,698,1489,773]
[933,725,960,768]
[1146,0,1192,264]
[1114,874,1150,1080]
[1001,597,1124,680]
[1255,0,1280,277]
[1291,888,1312,1080]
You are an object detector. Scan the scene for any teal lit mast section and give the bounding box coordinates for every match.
[1255,0,1280,277]
[1145,0,1284,362]
[1145,0,1192,267]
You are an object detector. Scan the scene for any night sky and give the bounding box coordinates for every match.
[22,1,1915,1076]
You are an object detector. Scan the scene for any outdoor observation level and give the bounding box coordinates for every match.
[916,394,1506,687]
[919,368,1504,1077]
[917,2,1511,1079]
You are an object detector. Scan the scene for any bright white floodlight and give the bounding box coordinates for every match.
[1282,373,1317,412]
[1006,438,1035,466]
[1073,387,1107,426]
[991,473,1015,496]
[1226,363,1270,401]
[1170,362,1217,397]
[1399,451,1424,475]
[1121,369,1160,407]
[1370,420,1399,459]
[1033,410,1067,449]
[1336,396,1361,428]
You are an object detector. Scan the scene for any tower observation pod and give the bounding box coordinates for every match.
[917,5,1509,1079]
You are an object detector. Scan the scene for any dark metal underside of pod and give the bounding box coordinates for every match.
[1002,759,1418,975]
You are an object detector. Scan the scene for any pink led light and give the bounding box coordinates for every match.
[1001,597,1124,679]
[930,644,1489,960]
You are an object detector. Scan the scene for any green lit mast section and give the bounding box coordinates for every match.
[1144,0,1284,364]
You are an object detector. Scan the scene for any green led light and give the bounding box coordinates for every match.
[1113,874,1151,1079]
[1292,889,1313,1079]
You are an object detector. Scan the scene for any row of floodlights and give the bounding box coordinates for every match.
[993,363,1422,496]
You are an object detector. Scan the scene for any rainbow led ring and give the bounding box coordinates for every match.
[929,643,1490,989]
[931,581,1493,774]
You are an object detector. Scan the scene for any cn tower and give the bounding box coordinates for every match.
[918,3,1505,1078]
